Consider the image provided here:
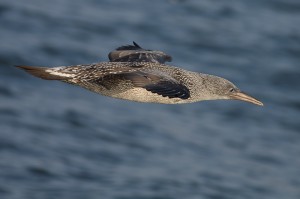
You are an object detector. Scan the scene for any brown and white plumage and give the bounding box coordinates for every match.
[16,42,263,106]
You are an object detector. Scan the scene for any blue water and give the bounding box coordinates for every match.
[1,0,300,198]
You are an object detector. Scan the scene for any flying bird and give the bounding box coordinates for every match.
[16,42,263,106]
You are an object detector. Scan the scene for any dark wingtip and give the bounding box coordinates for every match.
[16,65,47,79]
[15,65,35,70]
[15,65,64,80]
[133,41,142,48]
[115,41,143,51]
[15,65,42,71]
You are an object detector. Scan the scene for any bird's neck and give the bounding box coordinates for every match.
[186,72,223,102]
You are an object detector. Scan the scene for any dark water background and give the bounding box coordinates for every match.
[1,0,300,199]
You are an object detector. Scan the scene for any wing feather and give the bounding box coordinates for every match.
[91,69,190,100]
[108,42,172,64]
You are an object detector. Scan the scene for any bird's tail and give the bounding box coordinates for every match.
[16,65,71,80]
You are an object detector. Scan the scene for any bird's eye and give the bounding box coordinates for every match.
[229,88,234,92]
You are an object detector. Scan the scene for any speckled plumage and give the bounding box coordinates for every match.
[16,42,263,106]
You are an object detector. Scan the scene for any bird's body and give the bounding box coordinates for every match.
[17,42,263,106]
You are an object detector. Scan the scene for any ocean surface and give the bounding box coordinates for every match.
[1,0,300,199]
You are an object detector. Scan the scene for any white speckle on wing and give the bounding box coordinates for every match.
[46,69,75,77]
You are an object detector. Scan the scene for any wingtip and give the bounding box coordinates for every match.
[115,42,143,51]
[132,41,141,48]
[15,65,65,80]
[15,65,34,70]
[15,65,24,69]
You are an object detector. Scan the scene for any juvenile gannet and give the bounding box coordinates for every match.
[16,42,263,106]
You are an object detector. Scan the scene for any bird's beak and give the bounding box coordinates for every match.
[230,91,263,106]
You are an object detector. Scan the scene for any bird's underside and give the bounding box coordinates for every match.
[16,42,263,106]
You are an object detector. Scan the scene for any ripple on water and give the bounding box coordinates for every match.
[0,86,15,98]
[270,70,300,91]
[0,108,19,117]
[26,166,55,178]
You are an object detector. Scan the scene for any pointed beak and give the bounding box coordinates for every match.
[230,91,263,106]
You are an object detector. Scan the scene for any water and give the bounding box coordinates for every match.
[1,0,300,198]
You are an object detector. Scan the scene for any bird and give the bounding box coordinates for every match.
[16,42,263,106]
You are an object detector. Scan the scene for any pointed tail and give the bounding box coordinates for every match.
[16,65,71,80]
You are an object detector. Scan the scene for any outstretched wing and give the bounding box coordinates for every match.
[91,69,190,100]
[108,41,172,64]
[17,62,190,100]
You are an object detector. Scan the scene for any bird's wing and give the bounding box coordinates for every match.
[18,62,190,100]
[108,41,172,64]
[90,68,190,99]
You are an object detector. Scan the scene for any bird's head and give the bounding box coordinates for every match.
[201,74,263,106]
